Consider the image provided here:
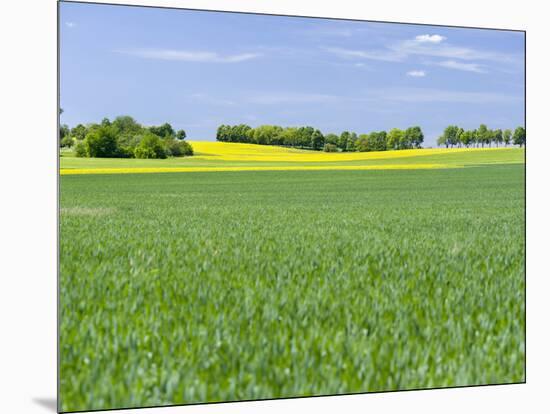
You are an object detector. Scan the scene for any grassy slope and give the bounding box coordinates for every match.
[60,142,524,173]
[60,164,525,411]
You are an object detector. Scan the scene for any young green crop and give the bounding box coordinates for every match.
[59,164,525,412]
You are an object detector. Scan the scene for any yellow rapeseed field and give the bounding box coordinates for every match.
[189,141,487,162]
[60,142,521,175]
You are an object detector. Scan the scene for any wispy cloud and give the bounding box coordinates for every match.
[379,87,521,104]
[324,33,520,73]
[406,70,426,77]
[65,22,77,28]
[116,49,261,63]
[394,37,517,63]
[415,34,446,43]
[323,47,403,62]
[435,60,487,73]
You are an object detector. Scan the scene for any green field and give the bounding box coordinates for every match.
[59,149,525,412]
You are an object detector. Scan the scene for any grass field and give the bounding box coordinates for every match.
[59,145,525,412]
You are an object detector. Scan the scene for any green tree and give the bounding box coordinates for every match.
[459,130,475,148]
[324,133,339,146]
[338,131,350,151]
[70,124,88,141]
[442,125,460,148]
[493,129,503,147]
[347,132,358,152]
[404,126,424,149]
[280,127,299,147]
[59,124,70,143]
[84,126,119,157]
[176,129,187,140]
[60,135,73,148]
[355,134,370,152]
[310,129,325,150]
[503,129,512,146]
[437,135,448,148]
[251,125,281,145]
[74,141,87,157]
[149,122,175,138]
[134,133,167,159]
[296,126,315,148]
[476,124,491,148]
[513,126,526,147]
[387,128,404,150]
[216,124,229,142]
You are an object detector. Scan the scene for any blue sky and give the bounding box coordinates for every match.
[60,2,525,145]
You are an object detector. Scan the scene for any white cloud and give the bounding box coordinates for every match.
[323,47,404,62]
[325,34,520,72]
[116,49,261,63]
[435,60,487,73]
[394,39,516,63]
[379,87,521,104]
[65,22,76,28]
[406,70,426,77]
[415,34,446,43]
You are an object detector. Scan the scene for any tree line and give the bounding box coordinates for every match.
[216,124,424,152]
[437,124,526,148]
[59,116,193,159]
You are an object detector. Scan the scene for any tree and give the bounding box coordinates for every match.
[59,124,70,141]
[437,135,448,148]
[404,126,424,149]
[251,125,281,145]
[513,126,526,147]
[280,127,299,147]
[459,130,475,148]
[493,129,503,147]
[60,135,73,148]
[355,134,370,152]
[442,125,460,148]
[216,124,229,142]
[323,143,338,152]
[356,131,387,152]
[476,124,491,148]
[347,132,358,152]
[74,141,87,157]
[310,129,325,150]
[134,133,167,159]
[70,124,88,141]
[503,129,512,146]
[84,126,119,157]
[324,133,339,146]
[176,129,187,140]
[296,126,315,148]
[387,128,404,150]
[338,131,350,151]
[149,122,175,138]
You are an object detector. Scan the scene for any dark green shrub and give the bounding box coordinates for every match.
[323,143,338,152]
[166,139,194,157]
